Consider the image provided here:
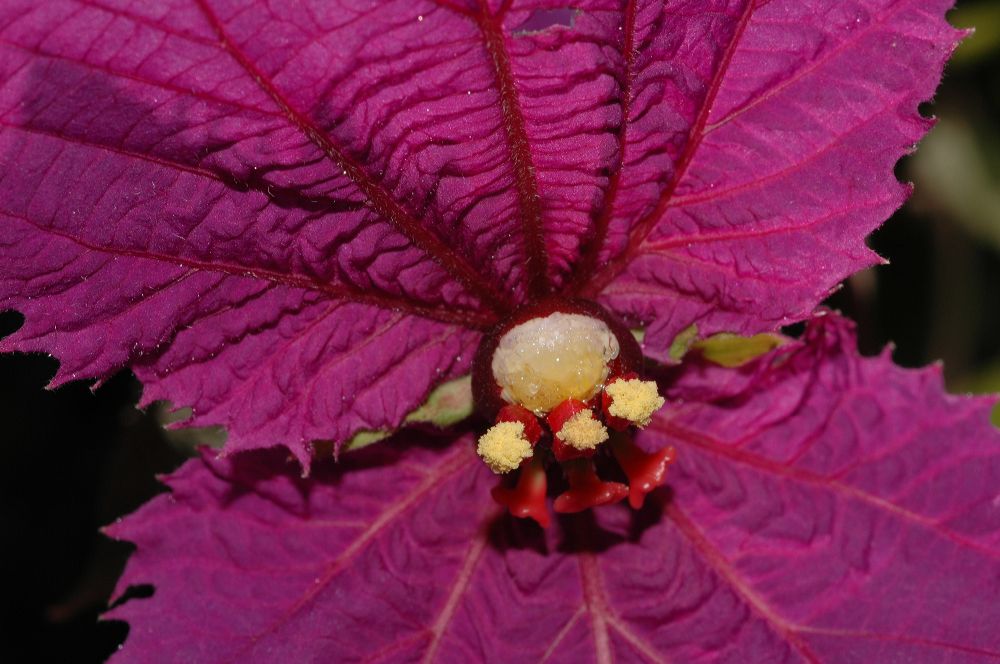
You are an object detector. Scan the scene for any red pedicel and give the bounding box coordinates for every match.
[553,459,628,513]
[496,403,543,444]
[611,435,676,509]
[601,371,640,431]
[546,398,596,462]
[491,456,550,528]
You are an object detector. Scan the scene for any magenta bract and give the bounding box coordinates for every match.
[0,0,962,463]
[1,0,993,661]
[106,317,1000,662]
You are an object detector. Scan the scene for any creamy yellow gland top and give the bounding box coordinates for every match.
[605,378,665,427]
[477,421,533,474]
[491,312,620,414]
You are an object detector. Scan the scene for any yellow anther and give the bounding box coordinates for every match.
[605,378,664,427]
[477,421,533,474]
[556,410,609,451]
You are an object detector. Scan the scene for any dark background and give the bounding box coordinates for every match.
[2,2,999,661]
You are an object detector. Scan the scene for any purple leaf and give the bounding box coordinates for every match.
[107,316,1000,662]
[0,0,961,460]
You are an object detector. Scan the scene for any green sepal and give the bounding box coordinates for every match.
[953,360,1000,428]
[405,374,474,427]
[154,404,227,455]
[344,375,474,452]
[342,429,391,451]
[693,332,786,368]
[668,324,699,361]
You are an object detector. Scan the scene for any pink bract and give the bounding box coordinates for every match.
[107,317,1000,662]
[0,0,961,464]
[3,0,996,661]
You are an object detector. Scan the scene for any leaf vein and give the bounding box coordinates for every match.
[192,0,510,312]
[1,208,493,328]
[223,447,476,663]
[474,2,548,298]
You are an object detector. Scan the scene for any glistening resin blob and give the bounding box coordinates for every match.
[491,312,619,413]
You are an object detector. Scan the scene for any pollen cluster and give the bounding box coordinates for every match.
[605,378,665,427]
[476,421,533,474]
[556,410,608,450]
[491,312,619,413]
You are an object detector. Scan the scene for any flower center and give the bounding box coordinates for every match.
[491,312,619,414]
[470,298,674,528]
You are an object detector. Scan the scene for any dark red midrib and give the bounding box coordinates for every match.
[193,0,512,314]
[428,0,475,17]
[3,121,366,216]
[476,4,549,300]
[565,0,638,295]
[3,119,225,181]
[77,0,220,48]
[0,37,284,120]
[582,1,759,297]
[700,0,912,137]
[5,208,495,329]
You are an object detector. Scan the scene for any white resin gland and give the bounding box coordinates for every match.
[491,312,620,414]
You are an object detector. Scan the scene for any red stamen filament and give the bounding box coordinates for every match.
[553,459,628,514]
[491,456,550,528]
[611,434,676,510]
